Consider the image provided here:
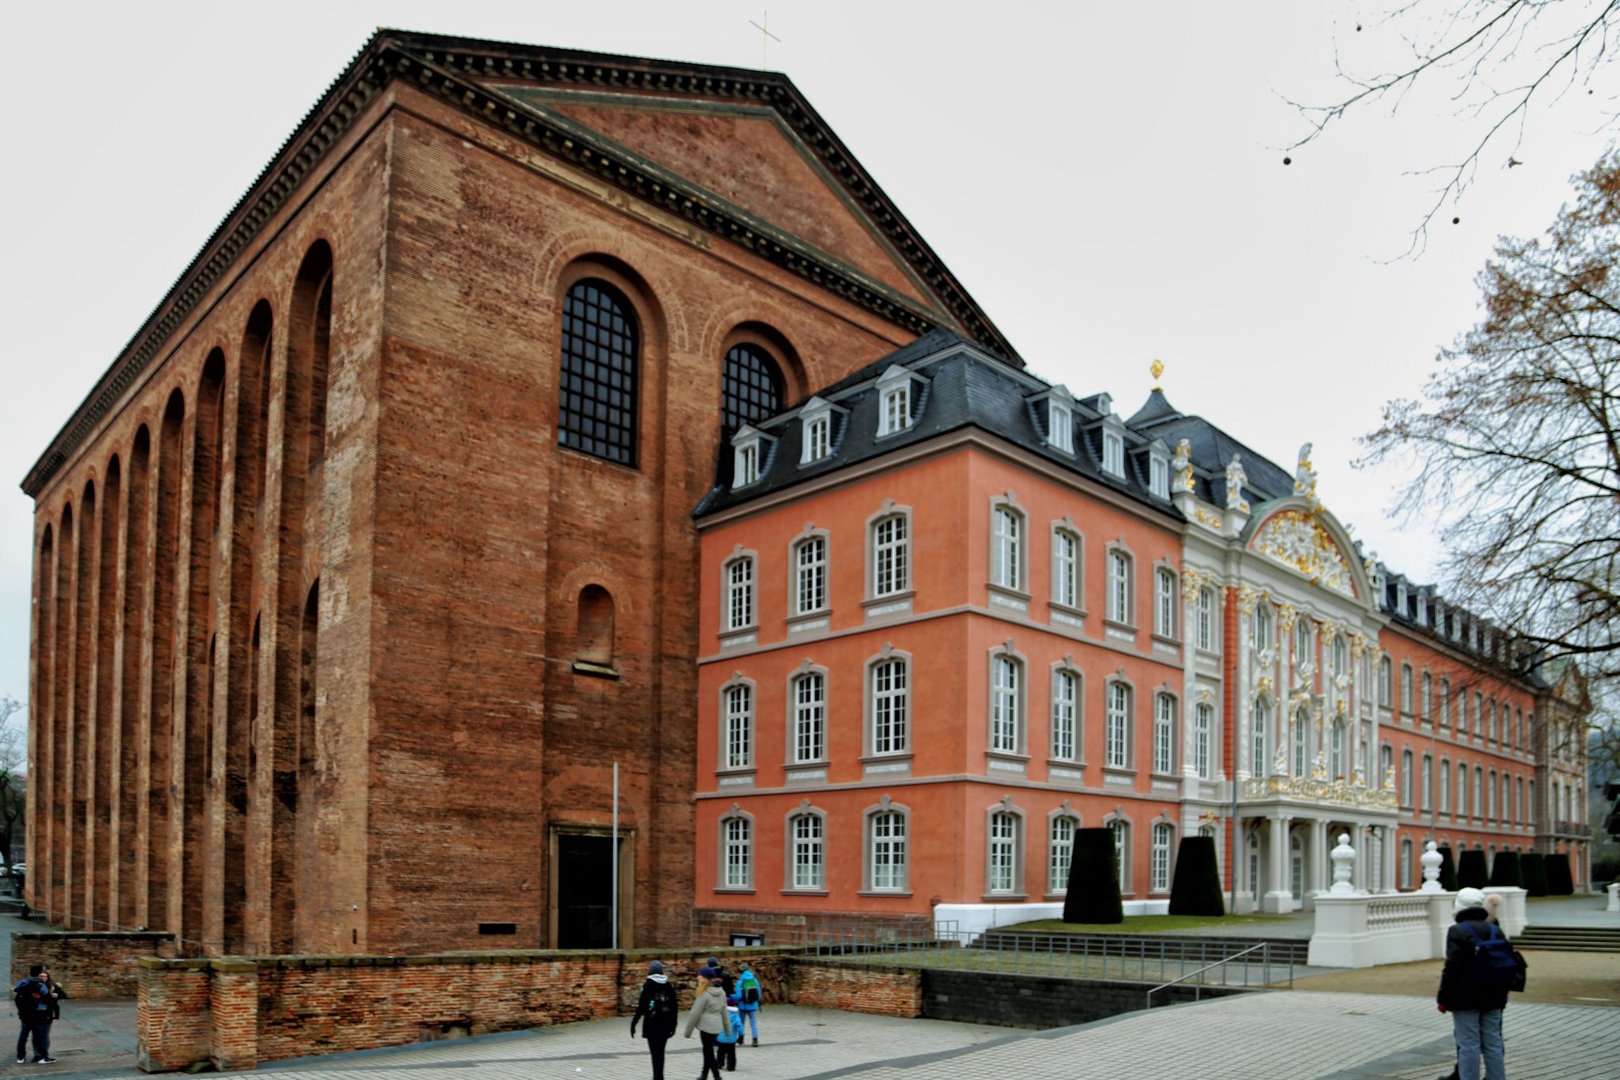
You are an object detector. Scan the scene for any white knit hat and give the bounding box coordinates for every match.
[1455,886,1487,911]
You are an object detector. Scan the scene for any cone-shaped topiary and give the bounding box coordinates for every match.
[1168,835,1225,916]
[1545,851,1575,895]
[1438,845,1459,892]
[1488,850,1523,888]
[1521,852,1549,896]
[1457,849,1488,889]
[1062,827,1124,923]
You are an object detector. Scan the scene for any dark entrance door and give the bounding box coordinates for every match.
[556,834,615,948]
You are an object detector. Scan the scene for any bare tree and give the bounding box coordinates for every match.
[1362,150,1620,708]
[0,696,22,870]
[1286,1,1620,247]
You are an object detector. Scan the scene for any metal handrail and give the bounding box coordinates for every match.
[1144,941,1276,1009]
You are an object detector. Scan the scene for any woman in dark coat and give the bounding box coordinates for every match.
[1436,887,1508,1080]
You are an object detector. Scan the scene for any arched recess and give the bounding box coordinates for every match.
[70,477,96,926]
[48,502,72,920]
[30,521,53,912]
[575,585,616,670]
[117,428,150,929]
[148,390,186,929]
[715,323,797,484]
[93,455,122,931]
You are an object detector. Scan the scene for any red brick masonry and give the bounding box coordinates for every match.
[136,948,918,1072]
[10,931,175,998]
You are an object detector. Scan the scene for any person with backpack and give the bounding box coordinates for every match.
[629,960,679,1080]
[714,996,744,1072]
[682,976,728,1080]
[1436,887,1511,1080]
[734,962,762,1047]
[13,964,57,1065]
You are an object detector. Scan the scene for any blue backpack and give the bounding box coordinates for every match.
[1466,921,1523,993]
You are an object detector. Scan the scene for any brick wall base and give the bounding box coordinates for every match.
[692,908,935,946]
[11,931,176,998]
[786,960,922,1017]
[921,968,1249,1029]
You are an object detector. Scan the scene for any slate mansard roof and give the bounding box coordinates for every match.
[694,329,1184,520]
[23,28,1015,497]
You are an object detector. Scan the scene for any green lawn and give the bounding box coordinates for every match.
[991,914,1295,934]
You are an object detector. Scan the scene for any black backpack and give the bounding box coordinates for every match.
[650,980,677,1022]
[1467,922,1522,993]
[13,982,36,1017]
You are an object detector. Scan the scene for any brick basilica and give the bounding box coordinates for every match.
[22,30,1587,956]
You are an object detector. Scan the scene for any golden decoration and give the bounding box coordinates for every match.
[1150,358,1165,387]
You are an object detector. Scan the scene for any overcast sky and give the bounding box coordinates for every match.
[2,1,1615,721]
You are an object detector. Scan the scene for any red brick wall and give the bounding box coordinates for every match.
[10,931,174,998]
[786,961,922,1018]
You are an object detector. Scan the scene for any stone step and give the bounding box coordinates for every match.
[1513,927,1620,952]
[974,931,1310,966]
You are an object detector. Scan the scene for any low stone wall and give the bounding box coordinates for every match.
[920,968,1246,1029]
[139,947,806,1072]
[787,960,922,1017]
[693,907,933,946]
[11,931,175,998]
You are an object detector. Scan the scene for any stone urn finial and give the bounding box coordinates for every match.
[1329,832,1357,895]
[1419,840,1444,894]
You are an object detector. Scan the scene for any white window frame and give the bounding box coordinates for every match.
[721,813,753,890]
[1109,818,1130,892]
[1153,566,1178,638]
[721,678,755,771]
[1194,702,1213,780]
[1052,526,1081,610]
[1291,707,1309,777]
[1150,822,1174,892]
[797,396,841,466]
[987,809,1022,895]
[1106,547,1133,625]
[1046,396,1074,453]
[1102,428,1124,477]
[876,365,914,437]
[790,669,827,764]
[869,511,910,598]
[866,804,909,892]
[989,652,1024,755]
[1196,586,1217,651]
[1153,693,1176,775]
[1149,453,1169,498]
[792,532,828,616]
[1051,667,1080,762]
[1252,697,1271,776]
[788,810,825,891]
[1105,681,1132,769]
[990,502,1024,591]
[1048,814,1079,894]
[868,653,910,756]
[723,553,756,633]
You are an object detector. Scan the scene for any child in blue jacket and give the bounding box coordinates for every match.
[714,996,745,1072]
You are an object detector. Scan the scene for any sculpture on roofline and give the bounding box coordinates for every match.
[1293,442,1318,504]
[1172,438,1194,493]
[1224,453,1248,511]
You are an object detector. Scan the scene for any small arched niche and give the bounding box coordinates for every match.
[573,584,619,678]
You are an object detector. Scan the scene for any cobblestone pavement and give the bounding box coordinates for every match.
[236,993,1617,1080]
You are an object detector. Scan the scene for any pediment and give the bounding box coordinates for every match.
[1247,504,1364,600]
[497,89,937,309]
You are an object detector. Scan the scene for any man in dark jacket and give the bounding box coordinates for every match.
[629,960,679,1080]
[13,964,56,1065]
[1436,887,1508,1080]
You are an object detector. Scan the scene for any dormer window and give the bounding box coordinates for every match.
[1395,582,1408,616]
[730,425,773,489]
[797,396,843,466]
[1103,430,1124,478]
[1048,399,1073,452]
[876,365,915,437]
[1148,443,1169,498]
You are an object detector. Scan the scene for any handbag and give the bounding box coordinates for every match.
[1510,949,1527,993]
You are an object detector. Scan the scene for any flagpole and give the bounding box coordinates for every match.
[612,761,620,949]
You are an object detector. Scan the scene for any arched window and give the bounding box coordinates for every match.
[1196,586,1217,651]
[1401,750,1414,806]
[788,810,824,890]
[1293,618,1312,666]
[1050,668,1080,761]
[721,681,754,771]
[791,670,826,763]
[989,653,1023,754]
[1153,693,1176,774]
[867,805,908,891]
[1049,814,1080,893]
[1151,822,1174,891]
[987,809,1022,894]
[869,654,909,755]
[1253,603,1273,649]
[1292,707,1310,777]
[559,279,639,466]
[576,585,615,666]
[990,504,1023,590]
[1109,817,1130,891]
[1251,697,1271,775]
[1401,663,1413,714]
[720,814,752,889]
[1329,718,1346,780]
[1105,682,1132,768]
[1194,702,1214,779]
[1154,567,1178,638]
[721,343,783,436]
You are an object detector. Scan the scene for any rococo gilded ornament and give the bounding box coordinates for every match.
[1251,510,1354,596]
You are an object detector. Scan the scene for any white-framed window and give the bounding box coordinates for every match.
[1105,681,1131,768]
[1102,429,1124,477]
[735,439,761,486]
[1252,698,1271,775]
[723,682,754,769]
[1421,672,1433,722]
[1047,397,1073,453]
[1253,603,1272,649]
[1291,708,1309,777]
[877,369,912,436]
[789,812,824,890]
[1401,750,1414,806]
[1153,693,1175,774]
[792,671,826,763]
[722,815,752,889]
[1196,586,1217,651]
[991,504,1023,590]
[871,513,909,597]
[724,555,755,632]
[804,414,830,462]
[1329,719,1346,780]
[1109,818,1129,891]
[1439,679,1451,728]
[1378,656,1392,707]
[793,534,827,615]
[1106,549,1132,624]
[868,808,908,891]
[1194,702,1213,779]
[1422,755,1434,810]
[990,653,1023,754]
[1473,766,1483,819]
[1440,759,1451,815]
[1400,838,1414,889]
[1052,527,1080,608]
[1051,668,1079,761]
[870,656,909,755]
[1150,822,1174,891]
[1154,567,1177,637]
[1401,664,1413,714]
[1457,762,1467,816]
[1331,634,1348,681]
[1149,454,1169,498]
[988,810,1020,893]
[1293,618,1312,666]
[1049,815,1079,893]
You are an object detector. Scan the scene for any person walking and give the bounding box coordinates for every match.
[12,964,56,1065]
[682,976,728,1080]
[735,962,762,1047]
[1436,887,1510,1080]
[629,960,680,1080]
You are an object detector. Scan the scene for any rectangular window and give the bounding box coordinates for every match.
[1103,431,1124,476]
[1048,400,1073,452]
[992,507,1021,589]
[1401,750,1414,807]
[1049,816,1076,893]
[1379,657,1392,707]
[872,515,908,597]
[1110,820,1128,891]
[1401,665,1413,713]
[871,659,908,755]
[1154,568,1177,637]
[725,557,755,631]
[724,684,753,769]
[804,415,830,463]
[795,536,827,615]
[792,814,823,889]
[870,812,907,890]
[735,441,760,486]
[1422,756,1433,811]
[1149,455,1168,497]
[1107,550,1131,624]
[1195,703,1213,779]
[880,384,910,435]
[723,817,752,888]
[991,655,1021,753]
[989,813,1017,893]
[793,673,826,763]
[1151,823,1173,891]
[1053,529,1079,608]
[1153,695,1175,774]
[1106,683,1130,768]
[1196,587,1216,651]
[1051,670,1078,760]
